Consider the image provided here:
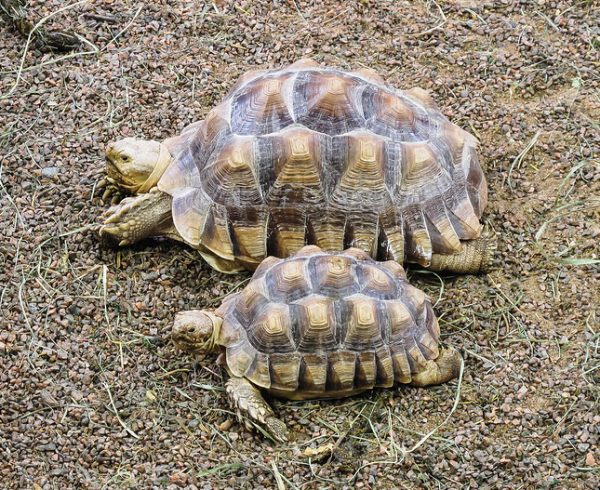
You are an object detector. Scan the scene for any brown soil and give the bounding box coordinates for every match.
[1,1,598,489]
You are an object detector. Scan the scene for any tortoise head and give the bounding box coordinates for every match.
[172,310,223,355]
[105,138,171,194]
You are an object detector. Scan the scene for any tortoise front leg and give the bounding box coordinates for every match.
[99,188,174,246]
[225,376,289,442]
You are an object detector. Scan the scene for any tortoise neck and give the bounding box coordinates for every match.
[136,143,172,194]
[206,312,224,353]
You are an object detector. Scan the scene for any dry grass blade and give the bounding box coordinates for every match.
[271,461,286,490]
[103,382,140,439]
[402,357,465,455]
[415,1,446,37]
[506,131,541,189]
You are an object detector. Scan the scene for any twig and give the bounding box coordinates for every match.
[82,12,118,23]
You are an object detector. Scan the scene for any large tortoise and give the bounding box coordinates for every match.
[172,246,462,441]
[100,59,494,273]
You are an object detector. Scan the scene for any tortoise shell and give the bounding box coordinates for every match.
[158,59,487,270]
[215,246,444,399]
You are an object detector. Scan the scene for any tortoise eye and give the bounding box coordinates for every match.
[121,155,130,162]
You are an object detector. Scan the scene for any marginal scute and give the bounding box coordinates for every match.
[170,188,211,245]
[267,207,306,258]
[390,344,412,383]
[355,351,377,389]
[229,207,269,265]
[374,345,394,387]
[326,351,357,391]
[305,211,346,252]
[199,103,232,155]
[244,351,271,388]
[269,353,301,391]
[199,204,235,260]
[226,340,257,379]
[299,353,328,392]
[219,315,242,347]
[424,302,441,341]
[423,206,462,254]
[407,342,429,372]
[402,206,432,265]
[378,209,404,262]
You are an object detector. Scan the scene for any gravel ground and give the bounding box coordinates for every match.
[1,1,599,488]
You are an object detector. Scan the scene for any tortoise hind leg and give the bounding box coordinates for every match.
[429,226,497,273]
[410,347,463,387]
[225,376,289,442]
[100,188,173,246]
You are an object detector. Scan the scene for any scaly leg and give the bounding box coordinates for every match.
[99,188,173,246]
[429,226,497,273]
[225,376,289,442]
[410,347,463,387]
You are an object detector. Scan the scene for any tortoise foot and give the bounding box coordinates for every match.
[99,188,171,246]
[225,376,289,442]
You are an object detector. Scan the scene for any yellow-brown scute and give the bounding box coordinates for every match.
[218,247,447,395]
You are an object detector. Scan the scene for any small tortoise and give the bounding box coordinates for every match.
[172,246,462,441]
[100,59,494,273]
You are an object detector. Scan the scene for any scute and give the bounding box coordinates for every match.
[293,70,365,135]
[309,253,360,297]
[342,294,384,350]
[246,302,296,353]
[230,73,295,135]
[264,257,312,302]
